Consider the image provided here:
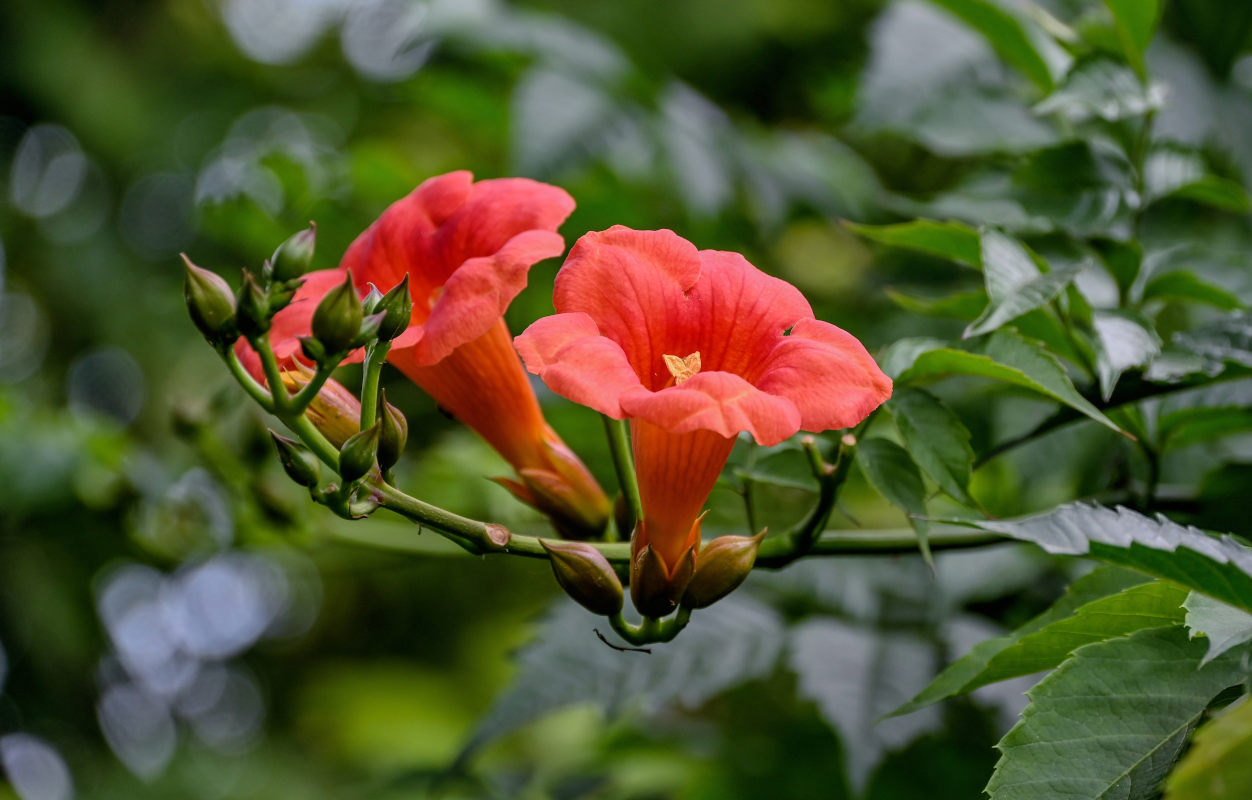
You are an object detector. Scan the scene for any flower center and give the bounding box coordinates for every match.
[663,351,701,385]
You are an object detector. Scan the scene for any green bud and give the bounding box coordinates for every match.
[356,312,386,346]
[270,430,321,488]
[681,533,764,610]
[270,222,317,283]
[182,255,237,345]
[630,543,694,619]
[338,422,380,483]
[375,276,413,342]
[312,271,362,354]
[360,284,384,315]
[236,269,270,338]
[376,389,408,471]
[541,540,624,616]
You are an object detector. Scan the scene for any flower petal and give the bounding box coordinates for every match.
[515,312,647,418]
[683,249,814,379]
[554,227,702,387]
[341,171,475,302]
[410,229,567,366]
[621,371,802,446]
[756,318,893,431]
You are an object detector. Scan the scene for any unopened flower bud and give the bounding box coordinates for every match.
[376,389,408,472]
[236,269,270,338]
[183,255,236,345]
[270,222,316,283]
[375,276,413,342]
[356,312,387,346]
[270,430,320,488]
[361,284,384,315]
[281,369,360,447]
[312,271,363,354]
[541,540,624,616]
[681,532,764,610]
[338,422,380,483]
[630,542,695,619]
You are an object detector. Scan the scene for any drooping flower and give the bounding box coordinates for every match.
[238,172,611,539]
[515,226,892,613]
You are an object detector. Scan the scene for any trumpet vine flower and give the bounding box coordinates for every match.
[516,226,892,610]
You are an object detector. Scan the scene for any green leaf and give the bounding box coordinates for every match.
[1183,592,1252,666]
[1102,0,1162,78]
[944,503,1252,614]
[460,595,785,759]
[964,231,1083,338]
[1092,309,1162,400]
[885,287,987,320]
[733,441,818,493]
[987,625,1248,800]
[1159,406,1252,453]
[790,619,943,789]
[1034,57,1164,123]
[1165,697,1252,800]
[898,329,1124,433]
[1143,271,1243,311]
[878,336,949,380]
[887,387,975,507]
[892,577,1185,718]
[844,219,982,268]
[1173,312,1252,371]
[855,437,931,565]
[927,0,1056,91]
[1144,145,1252,213]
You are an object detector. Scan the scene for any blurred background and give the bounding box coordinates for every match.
[2,0,1251,797]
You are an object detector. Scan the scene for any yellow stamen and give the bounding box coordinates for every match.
[663,351,701,385]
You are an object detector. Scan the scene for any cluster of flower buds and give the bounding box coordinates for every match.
[539,532,764,623]
[182,224,318,351]
[184,223,414,520]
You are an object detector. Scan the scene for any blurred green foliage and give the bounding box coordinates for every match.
[3,0,1252,797]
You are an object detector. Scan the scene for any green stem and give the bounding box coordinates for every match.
[602,415,643,529]
[358,342,390,430]
[287,362,337,415]
[756,527,1005,564]
[222,348,276,414]
[974,367,1250,469]
[608,607,692,646]
[287,412,342,470]
[249,335,291,412]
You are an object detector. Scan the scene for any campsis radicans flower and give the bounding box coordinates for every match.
[238,171,612,539]
[516,226,893,615]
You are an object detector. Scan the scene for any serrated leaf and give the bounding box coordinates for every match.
[1093,310,1162,400]
[855,437,931,565]
[1143,271,1243,311]
[790,619,943,789]
[898,329,1124,433]
[1165,697,1252,800]
[1102,0,1161,78]
[1034,57,1164,123]
[887,387,975,507]
[893,576,1185,718]
[927,0,1056,90]
[1183,592,1252,666]
[460,595,785,759]
[885,287,987,320]
[964,231,1082,337]
[987,625,1247,800]
[943,503,1252,614]
[844,219,982,267]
